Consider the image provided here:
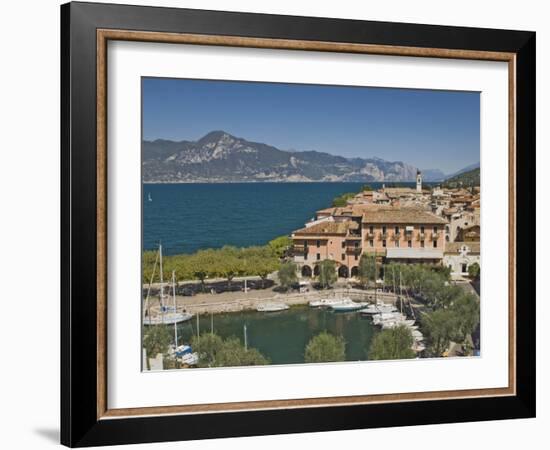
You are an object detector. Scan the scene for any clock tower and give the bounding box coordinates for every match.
[416,170,422,193]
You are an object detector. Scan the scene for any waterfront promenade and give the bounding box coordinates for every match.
[145,286,398,315]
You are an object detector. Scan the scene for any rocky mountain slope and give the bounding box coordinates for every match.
[143,131,425,183]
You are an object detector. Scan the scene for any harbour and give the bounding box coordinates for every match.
[173,305,380,365]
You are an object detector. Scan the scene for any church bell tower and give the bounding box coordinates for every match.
[416,170,422,193]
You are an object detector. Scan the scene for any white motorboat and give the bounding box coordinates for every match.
[256,302,289,312]
[412,342,426,352]
[380,319,416,329]
[144,311,193,325]
[372,312,406,325]
[180,352,199,366]
[411,330,424,340]
[359,303,398,315]
[330,299,367,312]
[309,298,345,308]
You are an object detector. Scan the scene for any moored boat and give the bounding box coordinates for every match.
[359,303,398,315]
[309,298,345,308]
[330,299,367,312]
[256,302,289,312]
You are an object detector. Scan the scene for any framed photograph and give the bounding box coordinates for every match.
[61,1,535,447]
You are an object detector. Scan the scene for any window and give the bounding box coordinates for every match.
[420,226,425,234]
[395,240,400,248]
[382,240,387,248]
[408,240,412,248]
[354,254,358,261]
[382,226,387,234]
[369,225,374,234]
[421,240,425,248]
[395,226,399,234]
[341,253,345,261]
[341,241,345,249]
[462,263,468,273]
[433,226,438,233]
[316,240,320,248]
[304,253,308,260]
[433,240,437,248]
[354,241,359,248]
[316,253,321,260]
[369,239,374,247]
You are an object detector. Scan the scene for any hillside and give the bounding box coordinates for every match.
[443,167,480,187]
[142,131,420,183]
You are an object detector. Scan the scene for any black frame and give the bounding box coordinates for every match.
[61,1,536,447]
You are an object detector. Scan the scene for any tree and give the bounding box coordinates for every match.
[468,262,480,280]
[143,325,172,369]
[190,333,269,368]
[305,332,346,363]
[317,260,337,289]
[248,256,279,288]
[215,246,244,288]
[278,261,298,291]
[361,184,373,191]
[190,249,219,291]
[268,235,292,258]
[368,325,416,360]
[358,254,376,288]
[332,192,355,207]
[449,293,480,344]
[421,309,456,356]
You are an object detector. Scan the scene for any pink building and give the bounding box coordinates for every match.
[291,206,448,279]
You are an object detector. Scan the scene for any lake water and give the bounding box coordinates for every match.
[175,306,377,364]
[143,182,400,255]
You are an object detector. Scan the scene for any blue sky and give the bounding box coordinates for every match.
[142,77,479,174]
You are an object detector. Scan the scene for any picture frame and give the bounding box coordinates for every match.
[60,1,536,447]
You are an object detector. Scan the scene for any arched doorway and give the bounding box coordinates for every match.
[350,266,359,277]
[313,265,320,276]
[301,265,312,278]
[338,265,349,278]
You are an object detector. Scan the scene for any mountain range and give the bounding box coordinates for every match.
[142,131,476,183]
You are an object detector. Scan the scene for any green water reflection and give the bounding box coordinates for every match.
[176,306,378,365]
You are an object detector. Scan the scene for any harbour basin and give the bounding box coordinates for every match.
[175,306,378,365]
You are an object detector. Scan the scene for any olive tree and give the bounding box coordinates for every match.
[305,332,346,363]
[368,325,416,360]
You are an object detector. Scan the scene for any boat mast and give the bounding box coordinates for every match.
[244,324,248,351]
[172,270,178,347]
[374,255,377,304]
[144,249,159,325]
[399,269,403,314]
[159,242,165,323]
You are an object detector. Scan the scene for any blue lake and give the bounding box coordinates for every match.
[143,182,377,255]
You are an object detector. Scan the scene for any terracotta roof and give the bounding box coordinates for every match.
[444,242,480,254]
[293,221,354,236]
[361,207,447,225]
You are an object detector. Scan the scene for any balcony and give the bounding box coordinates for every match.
[430,232,440,241]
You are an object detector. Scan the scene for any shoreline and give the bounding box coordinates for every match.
[144,287,399,316]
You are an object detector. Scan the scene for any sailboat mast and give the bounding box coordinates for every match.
[172,270,178,347]
[159,243,164,322]
[374,256,377,304]
[399,269,403,314]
